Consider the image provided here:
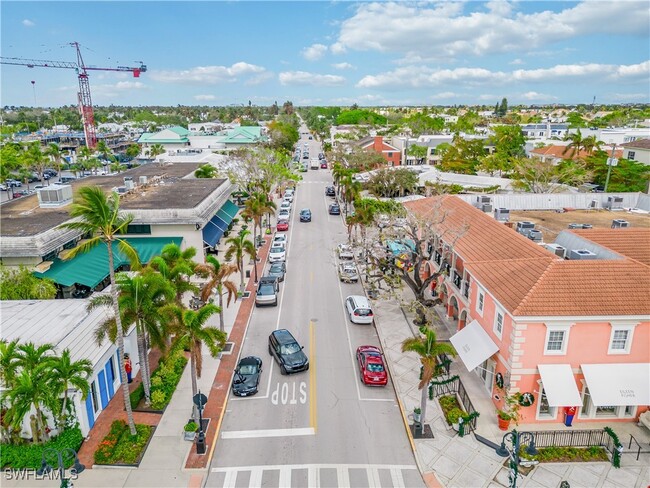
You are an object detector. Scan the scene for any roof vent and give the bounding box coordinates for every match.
[611,219,629,228]
[569,249,597,260]
[568,223,592,229]
[37,184,73,208]
[527,229,543,242]
[545,244,566,258]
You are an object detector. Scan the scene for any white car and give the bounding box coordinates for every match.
[278,209,290,220]
[280,200,292,212]
[283,192,294,203]
[337,244,355,260]
[273,234,287,246]
[269,243,286,262]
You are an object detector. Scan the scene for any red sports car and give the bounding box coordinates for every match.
[320,162,328,169]
[277,220,289,231]
[356,345,388,386]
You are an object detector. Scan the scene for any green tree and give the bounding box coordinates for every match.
[0,339,21,390]
[45,143,64,182]
[589,155,650,192]
[195,256,238,333]
[148,144,165,161]
[401,327,456,425]
[0,266,57,300]
[149,243,199,305]
[224,229,256,292]
[241,192,276,249]
[58,186,141,435]
[125,143,141,160]
[166,304,225,421]
[511,157,591,193]
[405,114,445,136]
[23,142,48,184]
[340,173,362,216]
[194,164,218,178]
[49,349,92,427]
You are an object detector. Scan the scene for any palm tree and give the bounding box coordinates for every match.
[16,342,55,374]
[149,243,199,304]
[195,256,238,332]
[114,270,175,404]
[194,164,218,178]
[0,339,21,390]
[241,192,276,249]
[148,144,165,163]
[166,304,225,420]
[7,368,56,443]
[58,186,141,435]
[563,129,585,158]
[340,174,361,217]
[401,327,456,424]
[224,229,256,292]
[49,350,93,427]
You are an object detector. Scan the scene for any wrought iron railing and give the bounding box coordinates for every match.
[429,375,479,432]
[528,429,607,448]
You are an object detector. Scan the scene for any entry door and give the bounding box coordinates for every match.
[98,370,109,409]
[477,359,495,394]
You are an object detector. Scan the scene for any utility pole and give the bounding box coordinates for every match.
[604,143,618,193]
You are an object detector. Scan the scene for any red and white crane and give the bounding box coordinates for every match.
[1,42,146,148]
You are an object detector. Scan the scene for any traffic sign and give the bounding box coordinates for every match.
[193,392,208,409]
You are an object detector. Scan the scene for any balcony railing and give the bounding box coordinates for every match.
[434,251,442,265]
[463,281,470,299]
[453,271,462,289]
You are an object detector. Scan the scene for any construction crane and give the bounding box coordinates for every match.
[1,42,146,148]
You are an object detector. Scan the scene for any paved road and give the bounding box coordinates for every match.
[205,135,423,488]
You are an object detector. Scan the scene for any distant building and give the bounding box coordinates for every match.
[520,123,569,139]
[138,125,267,154]
[620,138,650,166]
[356,136,401,166]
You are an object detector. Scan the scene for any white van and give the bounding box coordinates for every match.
[345,295,374,324]
[310,158,320,170]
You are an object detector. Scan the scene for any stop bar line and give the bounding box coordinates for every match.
[221,427,315,439]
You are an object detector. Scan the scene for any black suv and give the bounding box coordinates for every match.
[268,329,309,375]
[325,186,336,196]
[328,203,341,215]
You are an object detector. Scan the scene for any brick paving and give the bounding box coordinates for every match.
[77,349,163,468]
[185,236,272,469]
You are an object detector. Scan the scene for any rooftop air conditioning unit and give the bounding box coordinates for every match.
[611,219,629,228]
[516,221,535,236]
[139,176,148,185]
[124,176,133,183]
[481,203,493,213]
[494,208,510,222]
[125,180,135,191]
[37,184,73,208]
[605,196,624,209]
[476,195,492,206]
[116,186,127,194]
[527,229,543,242]
[545,244,566,259]
[569,249,597,260]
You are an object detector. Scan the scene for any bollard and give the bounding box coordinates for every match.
[413,420,423,437]
[196,431,206,454]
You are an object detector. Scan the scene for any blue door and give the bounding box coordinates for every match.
[105,358,115,398]
[115,350,122,385]
[98,370,109,409]
[85,394,95,429]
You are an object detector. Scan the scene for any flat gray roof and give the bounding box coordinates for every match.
[0,163,226,237]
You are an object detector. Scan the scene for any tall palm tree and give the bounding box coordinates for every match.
[148,143,165,163]
[7,368,56,443]
[149,243,199,304]
[242,193,276,248]
[115,270,175,404]
[49,350,93,427]
[224,229,256,292]
[563,129,585,158]
[194,164,218,179]
[16,342,55,374]
[58,186,141,435]
[340,174,361,216]
[401,327,456,424]
[167,304,225,420]
[195,256,238,332]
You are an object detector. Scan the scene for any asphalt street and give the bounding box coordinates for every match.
[205,134,423,488]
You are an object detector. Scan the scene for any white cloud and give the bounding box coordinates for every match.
[194,94,216,101]
[520,91,558,101]
[278,71,346,87]
[302,44,328,61]
[151,62,267,84]
[334,1,650,59]
[357,61,650,89]
[245,72,274,86]
[22,19,35,27]
[332,62,354,70]
[509,59,524,66]
[430,92,459,100]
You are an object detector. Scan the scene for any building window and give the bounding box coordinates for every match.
[627,151,636,161]
[608,325,635,354]
[537,387,556,419]
[387,152,393,157]
[493,310,504,339]
[477,291,485,316]
[90,381,99,413]
[126,224,151,235]
[544,324,571,355]
[108,355,116,382]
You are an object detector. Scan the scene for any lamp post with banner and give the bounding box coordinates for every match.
[495,429,539,488]
[193,391,208,455]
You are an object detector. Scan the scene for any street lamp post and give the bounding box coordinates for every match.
[37,448,85,488]
[495,429,538,488]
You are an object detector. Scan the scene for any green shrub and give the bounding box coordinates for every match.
[446,408,465,425]
[150,390,167,410]
[520,445,609,463]
[150,376,163,388]
[1,427,83,469]
[147,352,187,411]
[184,422,198,432]
[94,421,153,465]
[130,383,144,410]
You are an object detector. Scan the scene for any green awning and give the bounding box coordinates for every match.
[222,200,240,219]
[35,237,183,288]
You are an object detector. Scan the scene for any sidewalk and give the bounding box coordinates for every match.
[370,287,650,488]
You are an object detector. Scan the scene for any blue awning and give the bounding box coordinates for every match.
[202,200,239,248]
[202,220,225,248]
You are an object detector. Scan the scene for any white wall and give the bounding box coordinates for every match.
[150,223,205,260]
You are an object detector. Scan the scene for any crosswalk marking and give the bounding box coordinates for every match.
[209,464,419,488]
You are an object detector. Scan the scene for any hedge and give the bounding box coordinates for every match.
[0,427,83,469]
[148,351,187,410]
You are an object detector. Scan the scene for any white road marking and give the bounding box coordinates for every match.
[222,469,237,488]
[221,427,315,439]
[337,465,350,487]
[248,467,262,488]
[390,467,405,488]
[308,466,319,487]
[367,466,382,487]
[211,463,418,471]
[278,466,292,488]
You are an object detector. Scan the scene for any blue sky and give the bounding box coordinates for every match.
[2,1,649,107]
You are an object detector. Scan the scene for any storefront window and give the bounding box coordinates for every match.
[537,387,556,419]
[595,405,617,417]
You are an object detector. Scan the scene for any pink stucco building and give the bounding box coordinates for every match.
[405,196,650,426]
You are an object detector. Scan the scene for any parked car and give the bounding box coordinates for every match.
[6,180,22,188]
[277,220,289,232]
[318,153,325,160]
[300,209,312,222]
[255,276,279,306]
[268,329,309,375]
[300,164,308,172]
[268,261,286,282]
[337,244,354,260]
[328,203,341,215]
[356,346,388,386]
[338,262,359,283]
[345,295,374,325]
[0,184,7,191]
[280,200,292,212]
[273,233,287,245]
[283,190,294,203]
[12,190,29,198]
[232,356,263,396]
[268,243,286,262]
[278,209,290,220]
[325,186,336,197]
[320,161,328,169]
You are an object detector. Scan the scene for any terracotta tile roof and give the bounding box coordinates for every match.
[570,227,650,266]
[404,196,650,317]
[530,145,623,160]
[620,138,650,150]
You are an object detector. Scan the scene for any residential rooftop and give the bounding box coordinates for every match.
[570,227,650,266]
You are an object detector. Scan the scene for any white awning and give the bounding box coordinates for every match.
[449,319,499,372]
[582,363,650,406]
[538,364,582,407]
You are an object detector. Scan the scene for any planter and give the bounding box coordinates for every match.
[498,416,511,431]
[452,422,460,432]
[184,431,197,441]
[413,412,422,423]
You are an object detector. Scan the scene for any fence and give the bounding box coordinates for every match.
[430,375,479,432]
[528,429,608,448]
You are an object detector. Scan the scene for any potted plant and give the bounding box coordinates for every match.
[496,391,522,431]
[184,421,198,441]
[413,407,422,423]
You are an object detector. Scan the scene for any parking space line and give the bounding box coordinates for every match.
[309,320,317,433]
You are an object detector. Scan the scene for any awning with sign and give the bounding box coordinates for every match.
[537,364,582,407]
[449,319,499,372]
[581,363,650,406]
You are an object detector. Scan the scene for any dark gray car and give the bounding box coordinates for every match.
[268,329,309,375]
